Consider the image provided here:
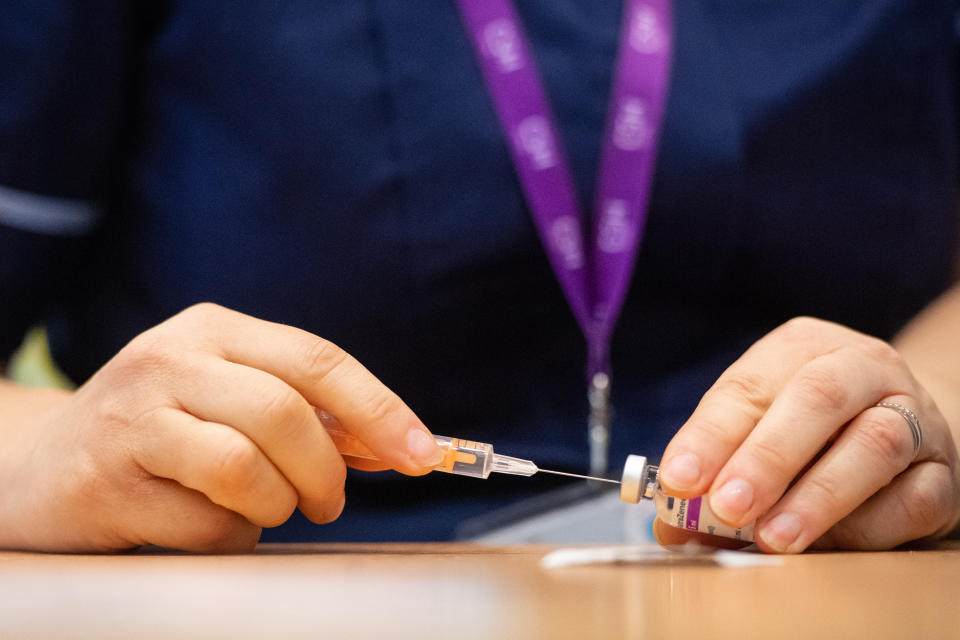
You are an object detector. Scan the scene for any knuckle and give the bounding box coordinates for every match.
[296,337,350,384]
[210,439,263,497]
[796,471,846,520]
[116,331,175,372]
[776,316,827,342]
[747,437,793,479]
[164,303,231,352]
[254,385,304,426]
[794,365,849,412]
[685,414,732,442]
[713,371,771,417]
[359,389,405,425]
[177,302,224,325]
[853,414,913,466]
[897,471,952,533]
[208,437,298,529]
[860,337,900,366]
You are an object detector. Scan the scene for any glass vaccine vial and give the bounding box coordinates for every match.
[619,454,755,542]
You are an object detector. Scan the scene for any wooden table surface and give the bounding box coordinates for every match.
[1,542,958,639]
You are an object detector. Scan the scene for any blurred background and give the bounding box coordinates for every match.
[7,328,73,390]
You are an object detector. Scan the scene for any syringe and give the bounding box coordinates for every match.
[319,409,751,543]
[318,413,616,483]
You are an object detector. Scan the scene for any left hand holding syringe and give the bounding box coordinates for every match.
[0,304,446,553]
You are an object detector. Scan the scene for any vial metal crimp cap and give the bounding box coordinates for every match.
[619,454,658,504]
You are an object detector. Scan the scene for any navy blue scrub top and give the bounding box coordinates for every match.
[1,1,958,541]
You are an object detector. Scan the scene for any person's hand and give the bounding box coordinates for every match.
[655,317,960,552]
[0,303,443,553]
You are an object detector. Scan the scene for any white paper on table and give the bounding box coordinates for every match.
[540,544,783,569]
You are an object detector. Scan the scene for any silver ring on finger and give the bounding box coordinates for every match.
[875,401,922,459]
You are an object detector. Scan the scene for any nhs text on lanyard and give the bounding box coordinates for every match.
[456,0,673,475]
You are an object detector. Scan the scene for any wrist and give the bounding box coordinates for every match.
[0,379,72,429]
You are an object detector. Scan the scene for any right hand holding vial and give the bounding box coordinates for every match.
[655,317,960,553]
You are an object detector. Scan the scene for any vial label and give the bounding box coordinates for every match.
[662,496,755,542]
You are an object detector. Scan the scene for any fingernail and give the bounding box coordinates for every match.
[710,478,754,523]
[660,453,701,490]
[406,429,444,467]
[759,513,803,553]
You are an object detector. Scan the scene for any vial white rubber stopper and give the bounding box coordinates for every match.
[619,454,648,504]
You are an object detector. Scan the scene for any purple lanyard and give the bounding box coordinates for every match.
[456,0,673,475]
